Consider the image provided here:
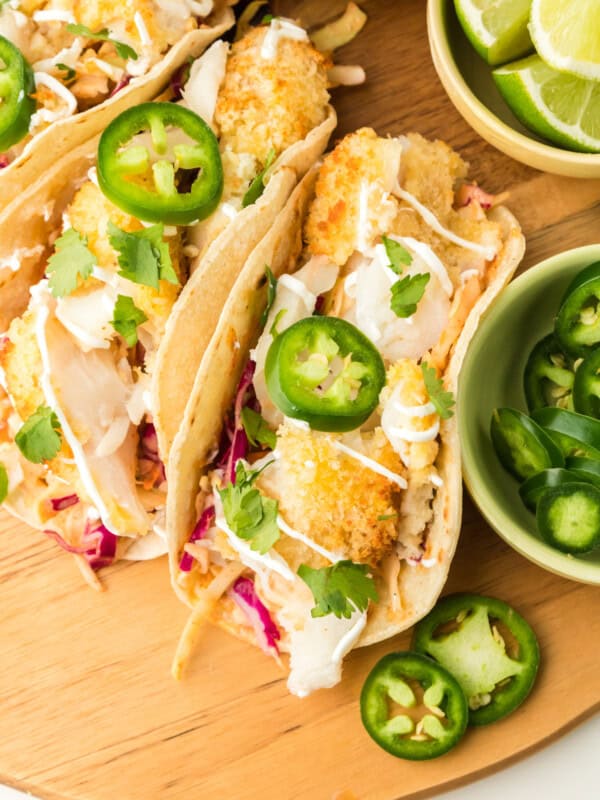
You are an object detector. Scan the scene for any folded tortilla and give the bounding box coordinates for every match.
[167,128,525,695]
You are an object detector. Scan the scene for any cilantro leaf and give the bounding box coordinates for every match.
[112,294,148,347]
[262,14,275,23]
[298,560,379,619]
[383,235,412,274]
[242,147,276,208]
[108,222,178,289]
[219,461,279,554]
[15,406,62,464]
[421,361,455,420]
[241,407,276,451]
[260,266,278,326]
[46,228,97,298]
[390,272,430,318]
[0,463,8,504]
[66,23,138,61]
[56,63,76,82]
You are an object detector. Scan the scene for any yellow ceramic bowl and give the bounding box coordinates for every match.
[427,0,600,178]
[460,246,600,585]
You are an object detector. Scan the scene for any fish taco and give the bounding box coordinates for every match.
[0,15,353,586]
[0,9,373,454]
[167,128,525,695]
[0,0,236,208]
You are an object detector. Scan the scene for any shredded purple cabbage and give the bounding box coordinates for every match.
[218,359,258,484]
[183,360,269,575]
[50,494,79,512]
[229,576,280,657]
[179,505,215,572]
[170,60,192,100]
[109,75,131,97]
[89,524,118,570]
[456,183,495,210]
[44,521,117,571]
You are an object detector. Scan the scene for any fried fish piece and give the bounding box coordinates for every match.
[258,422,406,569]
[214,25,331,169]
[67,181,184,337]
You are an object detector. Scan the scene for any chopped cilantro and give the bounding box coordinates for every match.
[108,222,178,289]
[241,407,276,451]
[112,294,148,347]
[55,63,76,82]
[298,560,379,619]
[66,23,138,61]
[262,13,275,23]
[219,461,279,554]
[46,228,97,298]
[0,463,8,504]
[377,513,398,521]
[390,272,430,318]
[421,361,455,420]
[242,147,276,208]
[269,308,287,337]
[260,266,278,327]
[383,235,412,274]
[15,406,62,464]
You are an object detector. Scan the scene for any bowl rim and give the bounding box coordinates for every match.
[459,245,600,586]
[426,0,600,170]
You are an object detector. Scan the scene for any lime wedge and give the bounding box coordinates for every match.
[493,54,600,152]
[530,0,600,80]
[454,0,533,66]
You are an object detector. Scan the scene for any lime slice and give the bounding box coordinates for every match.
[530,0,600,80]
[454,0,533,66]
[493,54,600,152]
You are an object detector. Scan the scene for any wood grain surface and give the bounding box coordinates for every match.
[2,2,600,799]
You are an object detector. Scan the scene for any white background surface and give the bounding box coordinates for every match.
[1,713,598,799]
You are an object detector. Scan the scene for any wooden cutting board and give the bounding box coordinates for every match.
[1,2,600,798]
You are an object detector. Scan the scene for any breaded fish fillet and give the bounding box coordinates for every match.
[214,26,331,166]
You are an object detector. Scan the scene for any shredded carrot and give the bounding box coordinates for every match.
[428,274,482,373]
[142,462,164,491]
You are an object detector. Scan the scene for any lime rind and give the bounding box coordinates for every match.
[493,55,600,153]
[530,0,600,81]
[454,0,494,61]
[454,0,533,66]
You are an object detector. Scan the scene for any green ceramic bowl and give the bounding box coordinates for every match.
[427,0,600,178]
[460,246,600,584]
